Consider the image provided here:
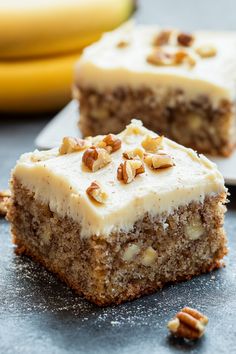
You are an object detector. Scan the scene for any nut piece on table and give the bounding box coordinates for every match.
[117,160,145,184]
[0,189,11,216]
[177,33,194,47]
[195,45,217,58]
[153,30,172,46]
[86,181,108,204]
[59,137,90,155]
[167,307,209,340]
[97,134,122,153]
[141,135,163,152]
[123,147,144,160]
[82,147,111,172]
[144,152,174,170]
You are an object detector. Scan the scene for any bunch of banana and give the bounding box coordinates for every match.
[0,0,135,112]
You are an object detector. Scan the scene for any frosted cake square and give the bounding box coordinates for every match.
[75,25,236,156]
[8,120,227,305]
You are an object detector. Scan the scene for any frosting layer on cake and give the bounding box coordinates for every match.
[13,120,226,237]
[75,24,236,106]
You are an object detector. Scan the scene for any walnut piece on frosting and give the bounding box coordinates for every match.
[146,48,195,67]
[82,147,111,172]
[116,40,129,48]
[177,32,194,47]
[141,135,163,153]
[186,55,196,67]
[153,30,172,46]
[117,160,145,184]
[175,50,196,67]
[123,147,144,160]
[146,49,175,66]
[125,119,143,135]
[97,134,121,153]
[195,45,217,58]
[59,137,90,155]
[86,181,108,204]
[144,152,174,170]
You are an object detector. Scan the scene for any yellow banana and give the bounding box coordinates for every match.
[0,52,81,113]
[0,0,134,59]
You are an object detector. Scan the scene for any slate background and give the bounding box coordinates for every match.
[0,0,236,353]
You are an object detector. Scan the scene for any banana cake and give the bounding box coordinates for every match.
[8,119,228,306]
[75,24,236,156]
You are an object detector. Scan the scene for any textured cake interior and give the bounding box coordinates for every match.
[77,86,235,156]
[8,179,227,306]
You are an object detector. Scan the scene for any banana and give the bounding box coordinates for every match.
[0,0,134,59]
[0,52,81,113]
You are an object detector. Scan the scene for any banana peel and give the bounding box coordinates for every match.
[0,52,81,113]
[0,0,135,113]
[0,0,135,59]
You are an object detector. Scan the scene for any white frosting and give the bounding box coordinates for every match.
[13,120,226,238]
[75,24,236,106]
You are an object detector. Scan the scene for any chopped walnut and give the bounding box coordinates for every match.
[173,50,196,67]
[125,119,143,136]
[59,137,89,155]
[195,45,217,58]
[141,246,157,266]
[100,134,122,153]
[147,48,194,67]
[147,48,174,66]
[186,55,196,67]
[0,189,11,216]
[117,160,145,184]
[187,113,203,130]
[122,244,140,262]
[167,307,208,340]
[177,32,194,47]
[86,181,108,204]
[185,216,204,240]
[141,135,163,153]
[153,30,172,46]
[174,50,188,64]
[116,40,129,48]
[144,152,174,169]
[82,147,111,172]
[175,50,197,67]
[123,147,144,160]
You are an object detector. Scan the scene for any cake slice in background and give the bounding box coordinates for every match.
[75,24,236,156]
[8,120,228,306]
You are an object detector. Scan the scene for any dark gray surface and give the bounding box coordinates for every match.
[0,209,236,354]
[1,1,236,353]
